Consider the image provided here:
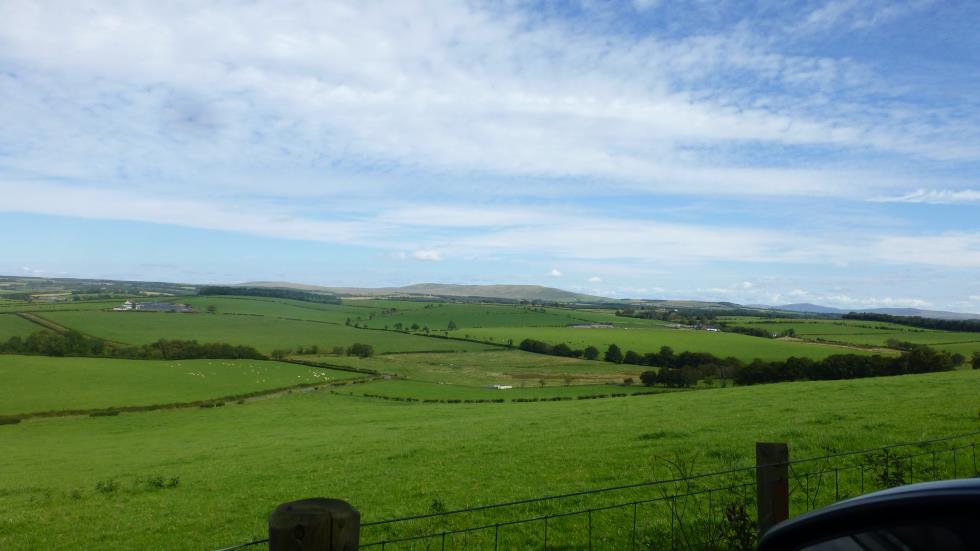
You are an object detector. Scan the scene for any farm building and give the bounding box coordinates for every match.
[136,302,193,312]
[114,301,193,313]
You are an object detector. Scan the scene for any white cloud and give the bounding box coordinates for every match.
[871,189,980,205]
[0,0,976,208]
[588,276,602,282]
[549,269,563,277]
[411,249,443,262]
[969,295,980,301]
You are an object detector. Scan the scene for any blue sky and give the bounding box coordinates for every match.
[1,0,978,311]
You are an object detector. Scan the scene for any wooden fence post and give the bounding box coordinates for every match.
[269,498,360,551]
[756,442,789,538]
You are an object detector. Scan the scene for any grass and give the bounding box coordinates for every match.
[319,349,645,386]
[179,295,375,324]
[336,378,676,401]
[0,355,362,416]
[0,314,38,339]
[723,317,980,356]
[356,302,609,330]
[37,310,496,354]
[1,369,978,549]
[457,325,886,361]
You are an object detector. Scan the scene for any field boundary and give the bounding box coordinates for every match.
[2,376,378,421]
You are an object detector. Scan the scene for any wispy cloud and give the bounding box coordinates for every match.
[871,189,980,204]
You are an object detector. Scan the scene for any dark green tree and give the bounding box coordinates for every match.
[604,344,623,363]
[582,345,599,360]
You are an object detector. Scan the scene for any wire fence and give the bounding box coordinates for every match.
[217,431,980,551]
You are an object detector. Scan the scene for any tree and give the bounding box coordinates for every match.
[623,350,642,365]
[270,349,290,360]
[411,323,420,331]
[582,345,599,360]
[206,304,217,314]
[973,352,980,370]
[604,344,623,363]
[639,370,657,386]
[623,377,634,386]
[347,343,374,358]
[447,320,458,331]
[332,346,345,356]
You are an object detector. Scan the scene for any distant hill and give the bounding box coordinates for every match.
[771,303,980,320]
[773,303,849,315]
[237,282,608,303]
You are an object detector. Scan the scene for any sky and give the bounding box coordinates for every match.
[1,0,978,312]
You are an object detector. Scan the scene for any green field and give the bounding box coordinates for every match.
[0,299,131,313]
[2,369,978,549]
[321,349,645,385]
[458,325,884,361]
[0,314,38,339]
[0,355,362,416]
[181,295,374,323]
[37,310,496,353]
[723,317,980,356]
[337,378,676,401]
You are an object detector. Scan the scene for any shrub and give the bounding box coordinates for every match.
[0,416,21,425]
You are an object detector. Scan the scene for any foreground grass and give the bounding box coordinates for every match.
[1,369,978,549]
[0,355,361,416]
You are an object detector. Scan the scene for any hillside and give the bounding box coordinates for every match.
[772,303,980,320]
[238,281,608,302]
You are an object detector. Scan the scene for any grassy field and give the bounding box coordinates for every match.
[1,368,978,549]
[0,299,132,313]
[457,325,886,361]
[0,314,38,339]
[36,310,496,354]
[0,355,363,416]
[180,296,374,324]
[723,317,980,356]
[336,378,677,401]
[320,349,645,386]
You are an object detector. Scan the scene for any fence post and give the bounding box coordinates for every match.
[269,498,360,551]
[756,442,789,538]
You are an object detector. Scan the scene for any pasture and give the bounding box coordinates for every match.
[0,355,361,416]
[458,325,883,361]
[1,369,978,549]
[724,317,980,356]
[321,349,644,386]
[336,378,677,401]
[37,310,496,354]
[0,313,38,339]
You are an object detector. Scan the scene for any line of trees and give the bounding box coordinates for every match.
[198,286,341,304]
[843,312,980,333]
[518,336,965,387]
[0,330,264,360]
